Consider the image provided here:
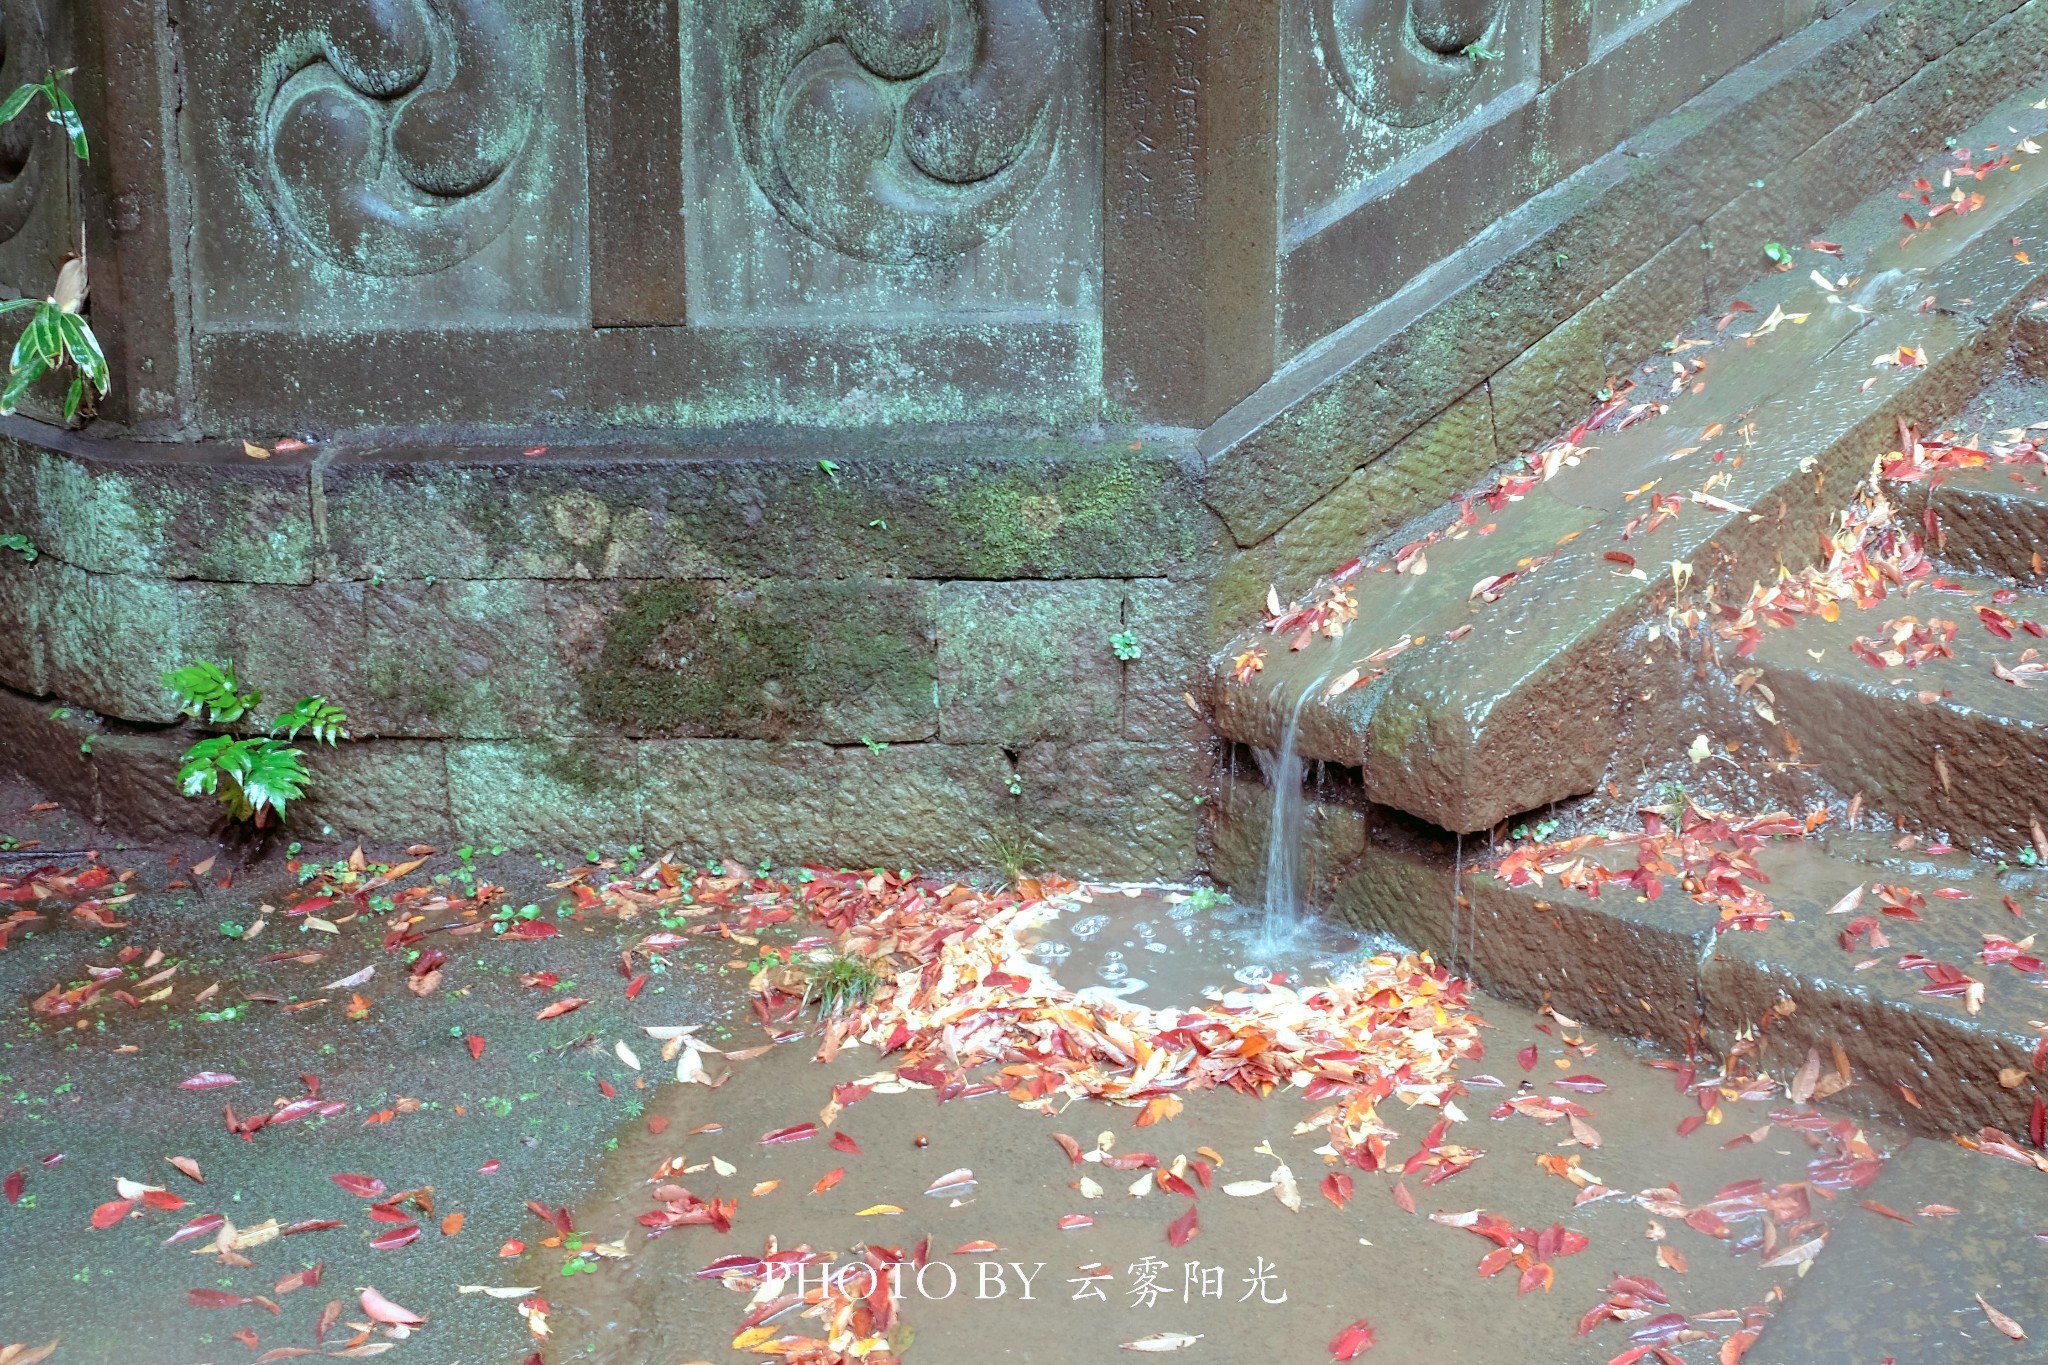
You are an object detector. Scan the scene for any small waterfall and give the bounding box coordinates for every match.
[1253,671,1328,944]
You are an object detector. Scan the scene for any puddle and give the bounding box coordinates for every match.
[535,889,1890,1364]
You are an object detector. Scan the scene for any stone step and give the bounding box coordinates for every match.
[1747,573,2048,857]
[1208,89,2048,835]
[1893,443,2048,585]
[1751,1136,2048,1362]
[1211,779,2048,1142]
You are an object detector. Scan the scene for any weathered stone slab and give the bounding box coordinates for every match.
[0,425,315,583]
[359,580,587,740]
[1488,234,1708,457]
[0,551,45,696]
[1018,740,1208,881]
[936,581,1122,743]
[1121,578,1216,745]
[587,579,936,744]
[448,740,650,851]
[1891,464,2048,585]
[640,740,1016,871]
[318,439,1217,584]
[295,740,454,844]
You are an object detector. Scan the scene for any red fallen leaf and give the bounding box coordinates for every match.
[90,1198,134,1228]
[1392,1181,1415,1214]
[465,1034,485,1062]
[1517,1045,1538,1072]
[315,1300,344,1340]
[141,1189,187,1211]
[167,1156,204,1184]
[4,1169,22,1204]
[812,1167,846,1194]
[1330,1318,1377,1359]
[441,1212,465,1236]
[330,1174,387,1198]
[166,1213,227,1245]
[369,1224,421,1251]
[181,1071,239,1090]
[1860,1200,1915,1225]
[535,995,587,1020]
[1322,1173,1355,1210]
[232,1328,260,1351]
[1553,1076,1608,1094]
[1604,551,1636,568]
[829,1131,863,1156]
[359,1286,424,1326]
[761,1123,817,1146]
[1166,1202,1198,1247]
[525,1201,574,1236]
[481,1159,502,1175]
[1051,1132,1084,1163]
[367,1202,414,1224]
[647,1116,669,1136]
[275,1262,324,1294]
[625,973,650,1000]
[281,1219,344,1235]
[500,1239,525,1258]
[597,1079,616,1099]
[2030,1097,2046,1150]
[1058,1214,1093,1230]
[188,1288,254,1308]
[504,920,558,940]
[1677,1115,1706,1138]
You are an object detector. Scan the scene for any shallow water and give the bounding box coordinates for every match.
[536,891,1894,1364]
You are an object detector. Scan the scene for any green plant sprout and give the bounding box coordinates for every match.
[0,69,105,421]
[0,533,34,561]
[1109,630,1142,662]
[164,661,349,826]
[800,948,883,1019]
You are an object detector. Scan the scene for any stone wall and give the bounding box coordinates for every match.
[5,0,2046,874]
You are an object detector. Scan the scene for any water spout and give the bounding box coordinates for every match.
[1253,670,1330,946]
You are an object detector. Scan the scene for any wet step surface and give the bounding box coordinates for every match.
[1208,81,2048,835]
[1748,568,2048,856]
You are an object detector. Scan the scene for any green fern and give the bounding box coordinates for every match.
[179,734,308,825]
[273,695,348,745]
[164,660,259,724]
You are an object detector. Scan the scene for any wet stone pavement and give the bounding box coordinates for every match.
[4,782,2044,1364]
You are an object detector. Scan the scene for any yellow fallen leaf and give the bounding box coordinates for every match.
[854,1204,903,1216]
[242,441,270,460]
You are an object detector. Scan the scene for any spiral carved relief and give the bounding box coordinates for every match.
[1316,0,1510,130]
[229,0,539,277]
[0,0,50,246]
[730,0,1062,265]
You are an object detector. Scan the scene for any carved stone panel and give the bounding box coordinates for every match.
[685,0,1099,325]
[0,0,70,304]
[183,0,586,331]
[1280,0,1539,257]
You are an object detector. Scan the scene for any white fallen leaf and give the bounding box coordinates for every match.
[457,1285,539,1299]
[323,965,375,990]
[1222,1180,1276,1197]
[712,1156,736,1177]
[1120,1333,1204,1353]
[614,1039,641,1070]
[1271,1163,1302,1212]
[1076,1176,1103,1199]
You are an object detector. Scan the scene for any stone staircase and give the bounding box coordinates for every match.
[1208,83,2048,1148]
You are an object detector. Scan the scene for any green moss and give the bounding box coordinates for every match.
[535,742,638,797]
[582,580,935,740]
[947,452,1174,578]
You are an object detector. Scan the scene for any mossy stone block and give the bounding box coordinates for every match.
[1018,739,1208,881]
[584,578,936,742]
[0,550,45,695]
[38,563,194,722]
[360,580,585,738]
[1488,233,1707,456]
[448,740,649,849]
[295,740,454,843]
[936,580,1123,743]
[640,739,1015,869]
[1121,578,1212,745]
[0,429,315,583]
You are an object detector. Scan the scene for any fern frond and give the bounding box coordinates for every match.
[163,660,259,725]
[273,696,348,746]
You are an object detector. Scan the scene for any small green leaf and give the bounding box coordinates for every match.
[57,312,108,392]
[45,82,85,161]
[0,532,34,561]
[1763,241,1792,267]
[0,354,46,415]
[163,660,257,724]
[0,82,40,125]
[273,695,348,745]
[62,373,82,421]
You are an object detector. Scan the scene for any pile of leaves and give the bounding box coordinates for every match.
[703,1238,909,1365]
[1,857,135,948]
[761,869,1483,1134]
[1495,805,1827,931]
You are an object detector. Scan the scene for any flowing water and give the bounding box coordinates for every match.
[1251,670,1333,954]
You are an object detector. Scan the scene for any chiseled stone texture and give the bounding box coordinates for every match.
[936,580,1124,743]
[1121,578,1213,746]
[1018,739,1208,881]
